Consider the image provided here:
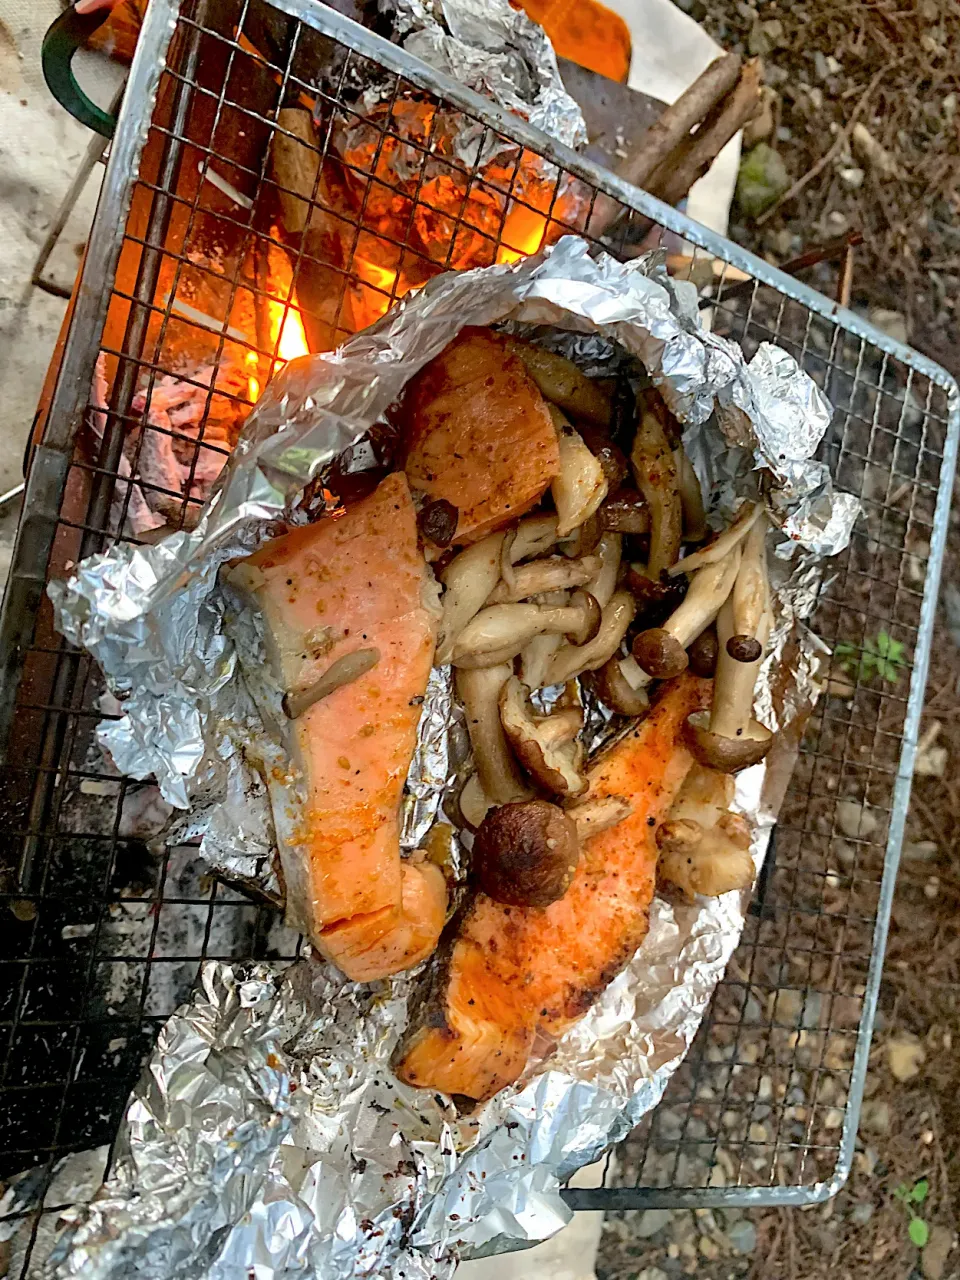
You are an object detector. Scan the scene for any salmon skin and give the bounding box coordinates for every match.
[232,473,447,982]
[393,675,710,1101]
[402,327,561,545]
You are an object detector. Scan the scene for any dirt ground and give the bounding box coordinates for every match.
[597,1,960,1276]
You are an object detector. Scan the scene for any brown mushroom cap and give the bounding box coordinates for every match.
[684,709,773,772]
[726,633,762,663]
[625,565,687,627]
[584,654,651,716]
[577,427,629,491]
[418,499,459,548]
[632,627,689,679]
[499,676,587,798]
[473,800,580,907]
[688,627,719,678]
[567,589,602,645]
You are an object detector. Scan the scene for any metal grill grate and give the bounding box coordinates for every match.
[0,0,957,1265]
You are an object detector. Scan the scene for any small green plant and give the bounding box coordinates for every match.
[835,631,907,684]
[894,1178,929,1248]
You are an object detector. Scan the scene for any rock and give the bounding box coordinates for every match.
[823,1108,844,1130]
[916,746,948,778]
[736,143,790,219]
[836,798,878,840]
[749,1122,768,1142]
[637,1209,673,1238]
[860,1099,891,1134]
[698,1237,720,1261]
[839,166,865,190]
[638,1270,669,1280]
[869,308,909,345]
[902,840,938,863]
[708,1163,726,1188]
[758,1075,773,1102]
[925,877,941,900]
[851,1203,875,1226]
[922,1226,953,1280]
[852,123,899,178]
[813,51,831,80]
[824,209,848,235]
[887,1033,926,1081]
[728,1220,758,1254]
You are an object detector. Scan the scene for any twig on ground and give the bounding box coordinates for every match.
[756,61,899,226]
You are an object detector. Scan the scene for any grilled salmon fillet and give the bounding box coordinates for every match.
[393,674,710,1100]
[236,473,446,980]
[402,328,561,545]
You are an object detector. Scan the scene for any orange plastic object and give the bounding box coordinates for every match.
[512,0,632,84]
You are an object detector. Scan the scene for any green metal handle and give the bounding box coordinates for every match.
[42,7,119,138]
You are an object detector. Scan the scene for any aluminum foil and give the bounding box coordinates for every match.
[46,236,857,1278]
[383,0,587,153]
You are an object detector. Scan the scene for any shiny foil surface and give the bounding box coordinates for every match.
[45,238,857,1278]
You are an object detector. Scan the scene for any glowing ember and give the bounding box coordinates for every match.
[497,201,548,265]
[354,258,398,320]
[245,351,260,403]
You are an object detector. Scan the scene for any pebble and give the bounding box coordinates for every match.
[838,166,865,190]
[922,1225,953,1280]
[925,877,940,900]
[636,1209,673,1238]
[698,1237,720,1260]
[916,746,948,778]
[637,1270,669,1280]
[823,1107,844,1130]
[902,839,938,863]
[860,1098,891,1134]
[869,308,909,345]
[749,1122,768,1143]
[836,798,878,840]
[728,1220,758,1255]
[833,838,856,868]
[851,1202,874,1226]
[886,1033,926,1081]
[708,1164,726,1189]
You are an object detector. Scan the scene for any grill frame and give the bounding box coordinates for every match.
[0,0,958,1255]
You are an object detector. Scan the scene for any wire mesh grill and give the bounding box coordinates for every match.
[0,0,957,1266]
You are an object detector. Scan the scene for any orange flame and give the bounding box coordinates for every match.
[245,350,260,403]
[355,258,398,320]
[270,297,310,363]
[496,202,548,265]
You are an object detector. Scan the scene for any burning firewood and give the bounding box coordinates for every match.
[269,107,356,352]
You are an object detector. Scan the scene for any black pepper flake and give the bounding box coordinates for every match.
[647,815,656,827]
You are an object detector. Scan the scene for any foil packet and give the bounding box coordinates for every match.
[45,237,857,1279]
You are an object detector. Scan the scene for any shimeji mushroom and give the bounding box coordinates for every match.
[631,545,742,679]
[451,593,602,668]
[674,444,707,542]
[687,626,719,677]
[506,340,613,427]
[725,511,769,663]
[666,500,761,577]
[684,585,773,773]
[282,647,381,719]
[543,589,637,687]
[472,799,581,908]
[435,531,507,664]
[655,764,755,899]
[584,652,651,716]
[456,663,531,807]
[630,396,683,577]
[486,554,601,603]
[499,676,587,798]
[549,407,609,537]
[565,793,634,842]
[599,488,650,535]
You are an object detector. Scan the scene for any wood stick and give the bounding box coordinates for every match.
[272,107,321,235]
[647,58,764,209]
[586,53,743,237]
[620,54,742,190]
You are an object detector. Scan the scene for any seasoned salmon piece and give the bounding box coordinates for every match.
[402,328,561,545]
[237,473,446,980]
[393,675,710,1100]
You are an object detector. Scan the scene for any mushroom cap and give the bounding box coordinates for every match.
[625,565,687,627]
[567,589,602,645]
[684,709,773,773]
[473,800,580,907]
[655,817,703,855]
[632,627,689,679]
[726,633,763,663]
[583,655,650,716]
[418,498,459,548]
[499,676,588,797]
[577,426,629,491]
[687,627,719,678]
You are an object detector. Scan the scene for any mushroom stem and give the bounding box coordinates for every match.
[509,514,560,564]
[486,554,601,603]
[452,600,594,666]
[630,401,683,576]
[456,664,531,806]
[520,632,563,688]
[632,545,742,678]
[674,445,707,542]
[711,592,771,739]
[566,794,633,843]
[282,647,380,719]
[729,510,769,647]
[436,531,506,664]
[666,500,761,577]
[544,590,637,686]
[584,533,622,609]
[550,408,609,537]
[506,340,612,427]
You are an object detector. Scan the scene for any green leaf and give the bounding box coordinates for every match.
[909,1217,929,1248]
[911,1180,929,1204]
[894,1182,910,1203]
